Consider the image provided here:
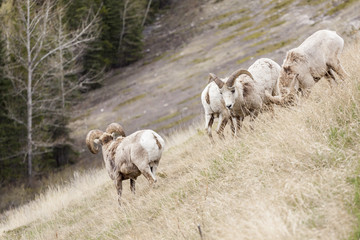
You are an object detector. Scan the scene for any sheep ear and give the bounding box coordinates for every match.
[289,51,306,63]
[242,82,253,98]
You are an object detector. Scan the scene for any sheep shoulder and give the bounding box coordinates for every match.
[201,81,226,113]
[114,130,164,166]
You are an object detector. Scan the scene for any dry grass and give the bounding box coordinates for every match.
[1,42,360,239]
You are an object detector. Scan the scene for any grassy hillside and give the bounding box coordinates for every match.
[69,0,360,169]
[1,40,360,239]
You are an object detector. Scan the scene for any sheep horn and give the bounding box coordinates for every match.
[226,69,254,87]
[209,73,224,88]
[86,129,104,154]
[265,91,283,105]
[106,122,126,138]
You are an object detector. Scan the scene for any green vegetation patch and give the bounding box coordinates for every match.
[236,38,294,65]
[249,14,283,33]
[326,0,357,16]
[169,52,187,63]
[113,93,147,111]
[155,114,197,131]
[250,38,271,47]
[201,8,247,27]
[235,21,255,32]
[186,72,200,80]
[191,57,212,64]
[143,52,168,65]
[121,88,132,94]
[265,0,295,15]
[142,111,181,128]
[178,93,201,105]
[129,114,142,121]
[236,55,253,65]
[216,34,238,46]
[218,15,251,30]
[181,85,193,92]
[243,30,267,41]
[270,20,286,28]
[297,0,327,6]
[256,39,294,56]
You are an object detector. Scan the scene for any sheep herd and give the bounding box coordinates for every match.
[86,29,348,205]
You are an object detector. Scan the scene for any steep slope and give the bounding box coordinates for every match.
[69,0,360,165]
[1,0,360,239]
[1,41,360,239]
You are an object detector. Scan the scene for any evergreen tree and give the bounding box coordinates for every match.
[66,0,171,73]
[0,30,27,182]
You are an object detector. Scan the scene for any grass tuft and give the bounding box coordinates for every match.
[216,34,238,46]
[201,8,247,27]
[218,15,251,30]
[326,0,357,15]
[243,31,267,41]
[142,111,181,128]
[155,114,197,131]
[256,39,294,55]
[113,93,147,111]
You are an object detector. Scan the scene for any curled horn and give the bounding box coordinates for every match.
[209,73,224,88]
[227,69,254,87]
[86,129,104,154]
[106,122,126,138]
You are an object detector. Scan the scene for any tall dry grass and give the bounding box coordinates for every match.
[1,41,360,239]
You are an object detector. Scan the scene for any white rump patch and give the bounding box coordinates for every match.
[140,130,165,162]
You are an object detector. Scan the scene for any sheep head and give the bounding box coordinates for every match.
[86,129,104,154]
[266,74,298,106]
[209,69,254,110]
[279,51,307,89]
[106,122,126,139]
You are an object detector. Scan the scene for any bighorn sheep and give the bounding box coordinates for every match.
[209,58,281,134]
[86,123,165,205]
[201,79,235,141]
[266,29,348,105]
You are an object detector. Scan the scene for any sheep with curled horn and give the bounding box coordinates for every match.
[86,123,165,206]
[201,76,235,142]
[210,58,281,135]
[266,29,348,105]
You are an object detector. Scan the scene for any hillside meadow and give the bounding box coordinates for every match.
[1,41,360,239]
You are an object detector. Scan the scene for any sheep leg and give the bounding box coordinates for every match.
[229,117,235,136]
[130,179,136,194]
[327,61,349,80]
[266,103,275,118]
[249,111,259,130]
[216,114,227,139]
[115,174,123,206]
[325,70,337,87]
[140,166,157,184]
[205,114,214,141]
[235,117,243,136]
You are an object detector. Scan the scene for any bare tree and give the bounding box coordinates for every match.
[117,0,145,65]
[141,0,152,27]
[119,0,130,52]
[4,0,99,177]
